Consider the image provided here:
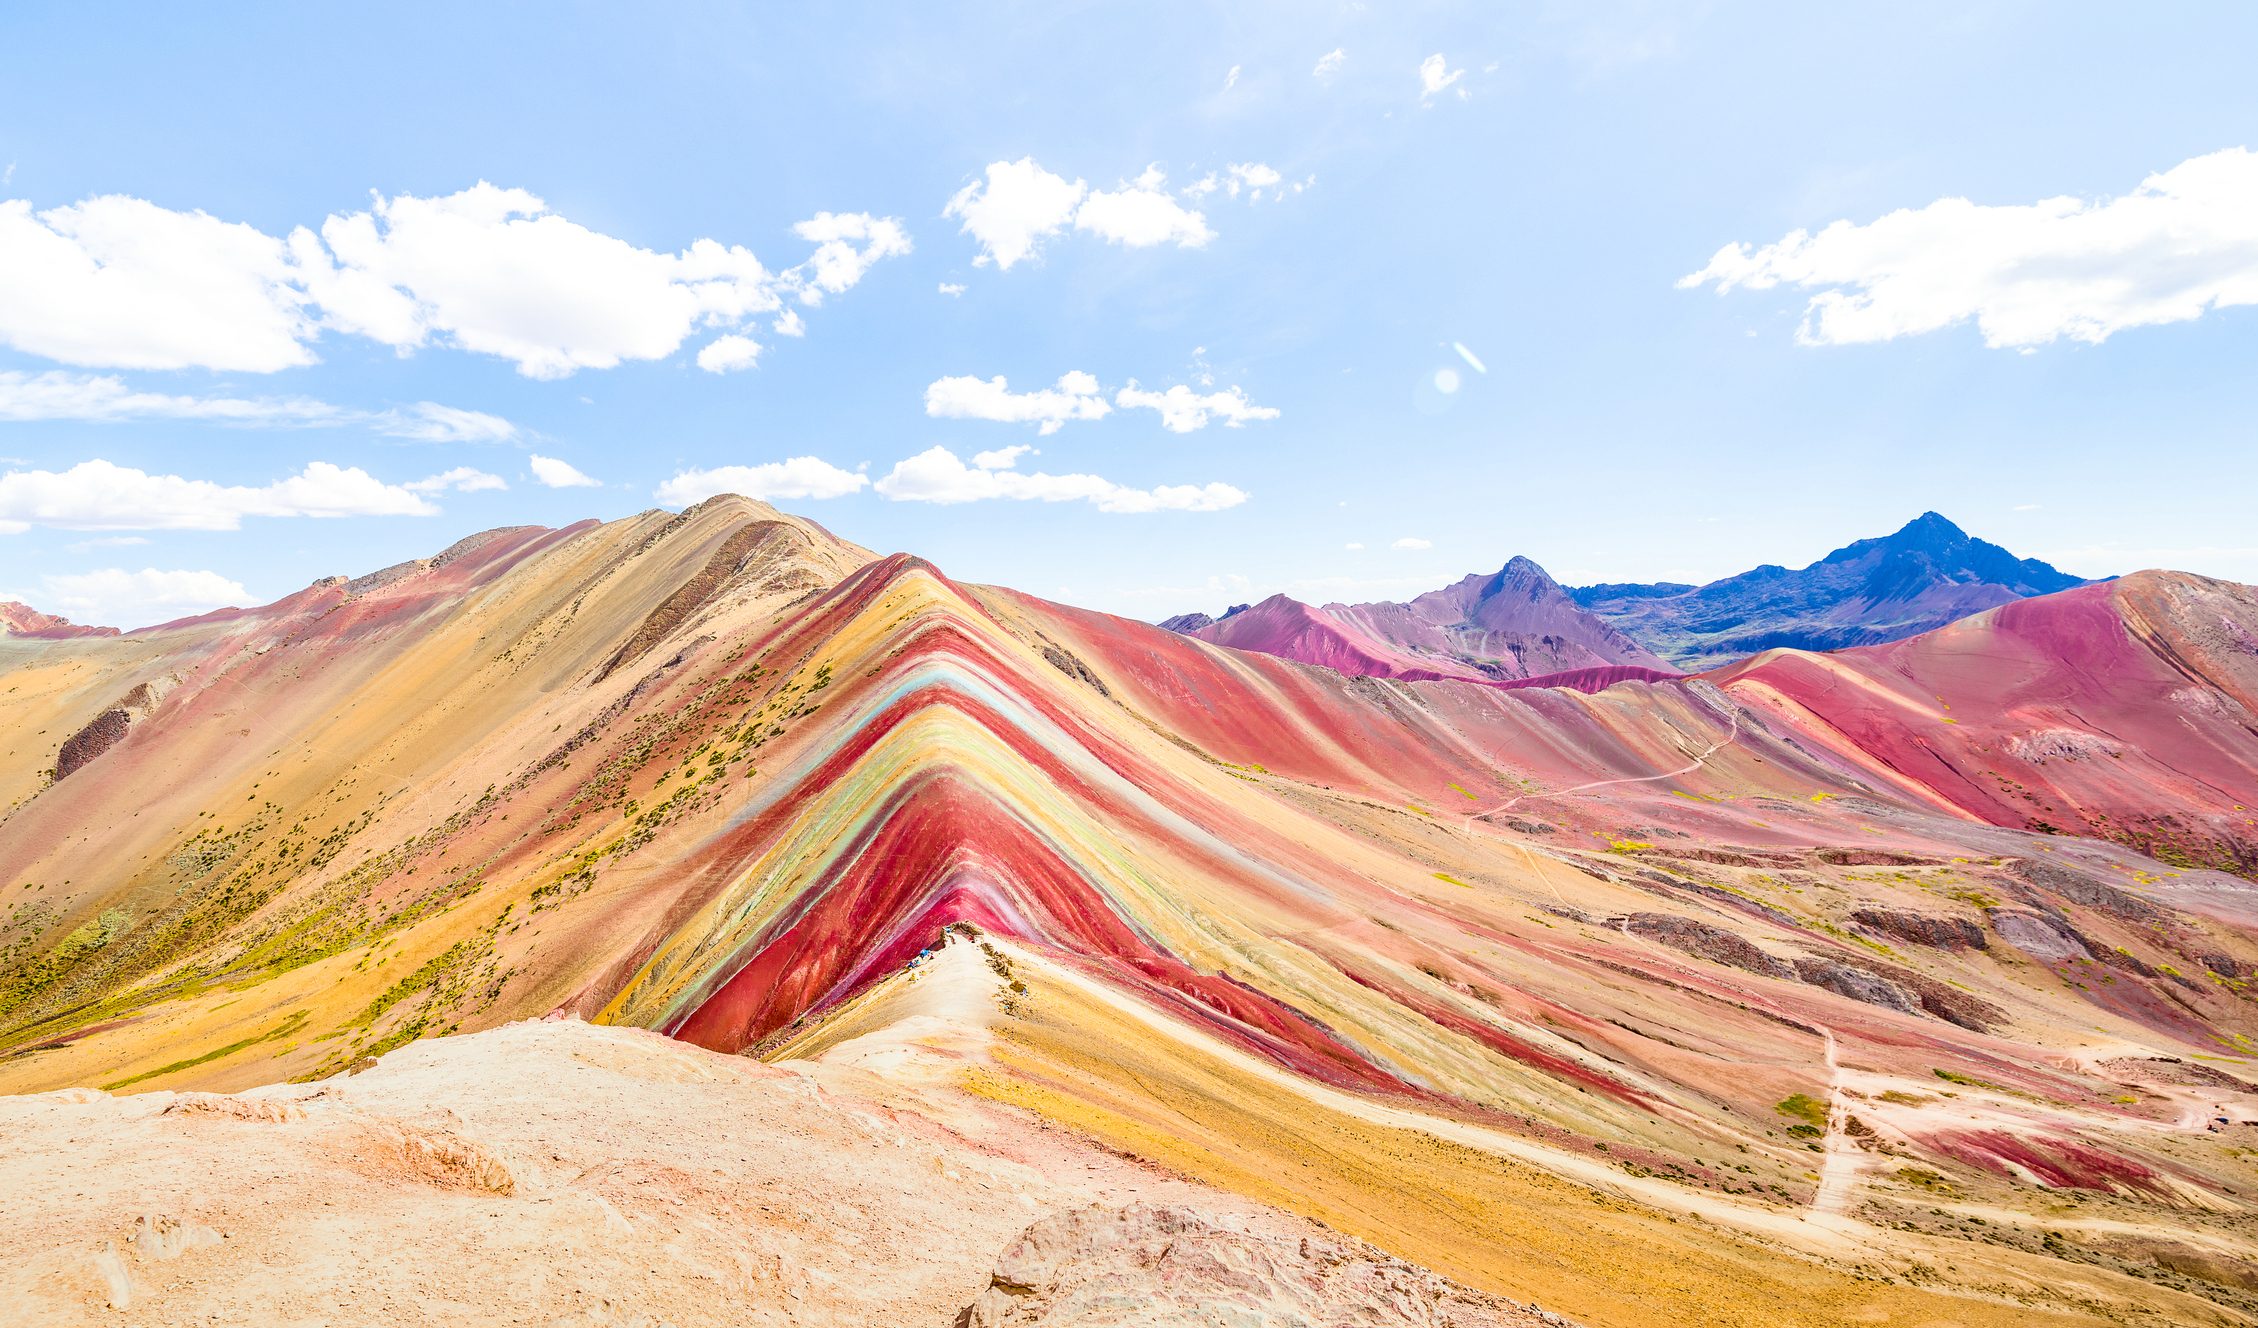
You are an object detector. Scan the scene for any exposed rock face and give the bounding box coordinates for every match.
[1570,512,2086,668]
[1624,913,1793,978]
[958,1204,1567,1328]
[1793,958,1920,1015]
[1157,612,1214,633]
[1850,908,1987,951]
[1793,953,2006,1032]
[53,681,166,781]
[2010,856,2165,924]
[1989,909,2094,963]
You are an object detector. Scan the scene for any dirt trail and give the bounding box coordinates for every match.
[1467,705,1741,834]
[1809,1027,1859,1219]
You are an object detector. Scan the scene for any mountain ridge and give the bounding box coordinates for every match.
[1572,511,2090,667]
[3,497,2255,1323]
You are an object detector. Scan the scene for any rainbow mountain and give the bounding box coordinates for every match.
[4,496,2258,1326]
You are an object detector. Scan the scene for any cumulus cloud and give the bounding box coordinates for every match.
[1392,536,1432,550]
[0,195,310,372]
[1114,382,1280,432]
[938,282,966,296]
[0,184,910,377]
[1678,147,2258,349]
[943,159,1091,271]
[404,466,507,495]
[528,454,601,488]
[1419,54,1465,101]
[1313,48,1345,78]
[34,567,251,629]
[1072,167,1215,250]
[696,334,762,374]
[0,458,435,532]
[771,308,805,337]
[943,159,1223,269]
[789,211,913,303]
[972,445,1034,470]
[0,370,522,443]
[874,446,1245,513]
[924,371,1112,434]
[653,457,869,506]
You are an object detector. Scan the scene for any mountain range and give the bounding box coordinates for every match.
[3,498,2256,1325]
[1570,511,2091,668]
[1162,513,2090,681]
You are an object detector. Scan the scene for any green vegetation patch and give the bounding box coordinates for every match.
[1775,1093,1829,1128]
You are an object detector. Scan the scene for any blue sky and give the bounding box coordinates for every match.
[3,2,2256,627]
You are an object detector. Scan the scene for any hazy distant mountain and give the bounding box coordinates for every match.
[1181,557,1675,685]
[0,600,118,639]
[1569,513,2088,668]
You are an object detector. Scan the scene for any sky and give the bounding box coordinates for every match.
[3,2,2256,628]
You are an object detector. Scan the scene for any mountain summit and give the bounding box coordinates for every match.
[5,497,2257,1323]
[1570,512,2087,668]
[1182,557,1674,686]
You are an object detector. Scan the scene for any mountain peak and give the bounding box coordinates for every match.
[1889,511,1970,548]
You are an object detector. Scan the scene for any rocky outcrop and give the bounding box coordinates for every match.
[53,680,167,781]
[957,1204,1569,1327]
[1793,953,2006,1032]
[1624,913,1793,978]
[1850,908,1986,951]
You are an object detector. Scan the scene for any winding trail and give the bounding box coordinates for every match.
[1465,705,1742,835]
[1810,1027,1859,1218]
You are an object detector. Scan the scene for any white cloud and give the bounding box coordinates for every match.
[874,446,1246,513]
[943,159,1216,270]
[1073,166,1215,250]
[0,183,909,377]
[772,307,805,337]
[0,458,435,532]
[1224,64,1241,91]
[2014,503,2042,512]
[1114,382,1280,432]
[0,370,521,443]
[0,195,311,372]
[1187,163,1289,204]
[788,211,913,304]
[972,444,1034,470]
[1419,54,1465,102]
[404,466,507,495]
[696,334,762,374]
[1313,48,1345,78]
[528,454,600,488]
[0,369,333,426]
[925,371,1111,435]
[1392,536,1433,550]
[1678,147,2258,349]
[943,159,1091,271]
[35,567,251,629]
[383,402,520,443]
[654,457,869,506]
[938,282,966,297]
[1344,541,1364,551]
